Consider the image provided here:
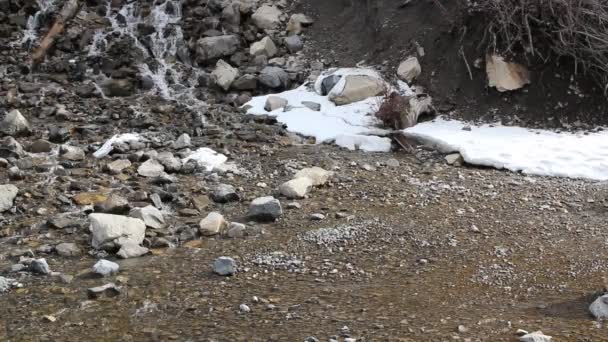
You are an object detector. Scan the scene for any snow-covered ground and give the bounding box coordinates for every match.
[246,68,608,181]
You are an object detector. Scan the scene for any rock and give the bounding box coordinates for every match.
[486,54,530,92]
[87,283,120,299]
[287,202,301,209]
[301,101,321,111]
[310,213,325,221]
[199,212,228,235]
[221,2,241,28]
[129,205,165,229]
[250,36,277,57]
[211,184,239,203]
[590,294,608,319]
[251,5,282,30]
[137,159,165,177]
[105,159,132,174]
[264,96,288,111]
[101,78,135,97]
[320,75,341,95]
[329,75,385,105]
[284,35,303,53]
[0,276,12,293]
[279,177,313,199]
[286,13,314,35]
[117,242,149,259]
[1,109,31,136]
[0,137,25,159]
[30,258,51,275]
[213,256,237,276]
[259,66,288,89]
[156,152,182,173]
[89,213,146,249]
[94,193,130,214]
[93,259,119,276]
[49,126,70,143]
[0,184,18,212]
[196,35,240,62]
[233,74,257,90]
[55,243,81,257]
[227,222,247,238]
[73,192,108,206]
[445,153,463,166]
[173,133,191,149]
[294,167,333,186]
[212,59,238,91]
[519,331,552,342]
[29,139,53,153]
[249,196,282,222]
[59,145,85,161]
[386,158,400,167]
[239,303,251,312]
[397,57,421,83]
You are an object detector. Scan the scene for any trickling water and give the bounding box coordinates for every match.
[89,0,207,114]
[21,0,57,46]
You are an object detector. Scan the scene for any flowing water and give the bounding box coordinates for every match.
[20,0,57,47]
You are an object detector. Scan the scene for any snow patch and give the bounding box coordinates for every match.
[403,117,608,181]
[93,133,141,159]
[182,148,228,171]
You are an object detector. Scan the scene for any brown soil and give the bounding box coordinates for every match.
[295,0,608,128]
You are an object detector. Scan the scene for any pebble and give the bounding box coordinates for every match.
[117,242,149,259]
[239,303,251,313]
[310,213,325,221]
[93,259,120,276]
[55,242,81,257]
[287,202,301,209]
[213,256,237,276]
[88,283,121,299]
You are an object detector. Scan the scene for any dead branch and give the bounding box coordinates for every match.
[31,0,81,65]
[459,46,473,80]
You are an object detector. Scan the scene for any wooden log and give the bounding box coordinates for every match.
[31,0,81,65]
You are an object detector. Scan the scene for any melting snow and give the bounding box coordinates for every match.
[93,133,141,158]
[182,148,228,171]
[403,117,608,181]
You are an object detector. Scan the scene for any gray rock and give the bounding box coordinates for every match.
[590,294,608,319]
[232,74,257,90]
[0,137,25,159]
[1,109,31,136]
[211,184,239,203]
[251,5,282,30]
[55,243,81,257]
[249,196,282,222]
[129,205,165,229]
[329,74,385,105]
[294,167,333,186]
[397,57,421,83]
[105,159,132,174]
[519,331,552,342]
[199,212,228,235]
[227,222,247,238]
[93,259,119,276]
[284,35,303,53]
[239,303,251,312]
[445,153,463,166]
[0,184,18,212]
[279,177,313,199]
[60,145,85,161]
[301,101,321,111]
[250,36,277,57]
[89,213,146,249]
[0,276,13,293]
[0,158,8,168]
[264,96,288,111]
[173,133,191,149]
[213,256,237,276]
[320,75,341,95]
[101,78,135,97]
[137,159,165,177]
[117,242,149,259]
[30,258,51,275]
[212,59,239,91]
[87,283,120,299]
[287,202,301,209]
[157,152,182,173]
[29,139,53,153]
[310,213,325,221]
[386,158,400,167]
[259,66,288,89]
[196,35,240,62]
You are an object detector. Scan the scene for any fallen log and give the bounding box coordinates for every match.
[31,0,81,65]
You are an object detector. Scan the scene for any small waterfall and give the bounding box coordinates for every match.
[20,0,57,46]
[89,0,207,114]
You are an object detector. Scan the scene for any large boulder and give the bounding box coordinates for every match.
[259,66,288,89]
[211,59,238,91]
[486,54,530,92]
[397,57,421,83]
[329,75,385,105]
[249,36,277,57]
[251,5,282,30]
[0,184,18,212]
[1,109,31,136]
[89,213,146,250]
[196,35,240,62]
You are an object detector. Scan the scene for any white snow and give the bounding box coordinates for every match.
[93,133,141,159]
[244,68,396,152]
[182,148,228,171]
[403,117,608,181]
